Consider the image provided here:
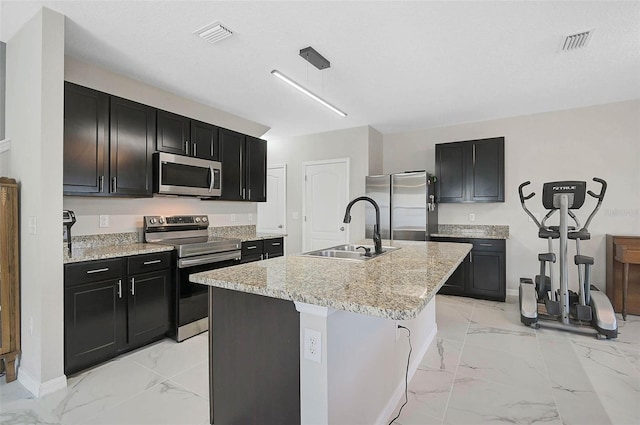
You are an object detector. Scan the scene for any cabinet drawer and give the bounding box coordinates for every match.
[127,252,172,275]
[242,240,264,257]
[65,258,123,287]
[471,239,505,252]
[264,238,284,255]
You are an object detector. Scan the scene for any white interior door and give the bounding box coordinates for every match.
[303,159,349,252]
[257,165,286,234]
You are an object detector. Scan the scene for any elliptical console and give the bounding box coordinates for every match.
[518,178,617,339]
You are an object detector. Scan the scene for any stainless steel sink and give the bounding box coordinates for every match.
[301,244,400,261]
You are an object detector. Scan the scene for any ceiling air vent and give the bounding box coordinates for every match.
[561,29,594,51]
[194,21,234,44]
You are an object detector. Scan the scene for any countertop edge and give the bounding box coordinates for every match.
[63,244,175,264]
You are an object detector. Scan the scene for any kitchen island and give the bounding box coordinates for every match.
[191,240,471,425]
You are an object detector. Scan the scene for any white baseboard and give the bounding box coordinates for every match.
[375,324,437,425]
[18,367,67,398]
[506,288,519,297]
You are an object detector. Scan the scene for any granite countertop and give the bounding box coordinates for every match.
[208,225,286,242]
[430,224,509,240]
[63,243,174,264]
[190,240,472,320]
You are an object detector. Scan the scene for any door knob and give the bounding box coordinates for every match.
[278,224,283,228]
[340,226,345,231]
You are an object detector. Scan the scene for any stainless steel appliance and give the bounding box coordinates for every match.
[144,215,241,341]
[63,210,76,254]
[153,152,222,197]
[365,171,438,241]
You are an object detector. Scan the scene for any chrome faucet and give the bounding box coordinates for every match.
[343,196,383,255]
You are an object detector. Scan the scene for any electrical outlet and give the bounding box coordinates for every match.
[230,214,236,222]
[28,216,37,235]
[248,213,253,222]
[304,328,322,363]
[469,213,475,222]
[99,215,109,228]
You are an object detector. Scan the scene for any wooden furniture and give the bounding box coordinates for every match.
[217,129,268,202]
[432,237,506,301]
[156,109,220,161]
[607,235,640,319]
[436,137,505,203]
[0,177,20,382]
[64,252,171,375]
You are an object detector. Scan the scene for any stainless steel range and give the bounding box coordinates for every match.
[144,215,241,342]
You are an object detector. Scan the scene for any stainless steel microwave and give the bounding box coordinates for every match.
[154,152,222,197]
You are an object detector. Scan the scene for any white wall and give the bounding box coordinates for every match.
[384,100,640,293]
[6,7,66,396]
[267,126,375,255]
[63,56,271,236]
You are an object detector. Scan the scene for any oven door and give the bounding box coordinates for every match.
[176,251,240,341]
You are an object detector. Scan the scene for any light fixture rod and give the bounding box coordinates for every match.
[271,70,347,117]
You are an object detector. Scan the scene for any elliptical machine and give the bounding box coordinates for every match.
[518,178,618,339]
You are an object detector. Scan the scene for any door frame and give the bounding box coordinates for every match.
[301,158,350,252]
[257,163,287,234]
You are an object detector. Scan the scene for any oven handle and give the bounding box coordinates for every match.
[178,250,241,269]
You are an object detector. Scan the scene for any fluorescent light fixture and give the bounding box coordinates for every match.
[271,70,347,117]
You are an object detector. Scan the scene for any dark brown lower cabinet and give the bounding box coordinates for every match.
[240,238,284,263]
[209,287,300,425]
[433,237,506,301]
[64,252,171,375]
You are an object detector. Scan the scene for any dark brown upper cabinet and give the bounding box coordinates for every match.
[217,129,267,202]
[110,97,155,197]
[63,82,109,195]
[436,137,504,203]
[64,83,154,197]
[156,110,219,161]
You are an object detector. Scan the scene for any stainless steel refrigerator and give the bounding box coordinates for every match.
[365,171,438,241]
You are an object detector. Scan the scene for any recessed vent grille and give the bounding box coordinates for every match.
[562,30,593,51]
[194,21,234,44]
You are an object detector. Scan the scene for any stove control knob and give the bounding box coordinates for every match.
[149,218,157,224]
[202,216,208,223]
[195,217,201,223]
[159,218,165,224]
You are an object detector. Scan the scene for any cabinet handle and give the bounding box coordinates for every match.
[247,246,257,250]
[472,144,476,165]
[248,188,251,199]
[265,252,269,259]
[143,259,162,265]
[470,253,473,263]
[193,143,197,157]
[130,277,135,296]
[99,175,104,192]
[260,254,264,260]
[271,242,281,246]
[242,188,246,199]
[111,176,117,193]
[479,243,493,247]
[184,140,189,155]
[86,267,109,274]
[117,279,122,298]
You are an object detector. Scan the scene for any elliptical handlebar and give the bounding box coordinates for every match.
[518,181,542,228]
[583,177,607,230]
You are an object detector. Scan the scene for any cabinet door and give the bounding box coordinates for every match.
[436,142,466,203]
[241,240,264,263]
[191,120,219,161]
[469,251,505,300]
[219,128,245,200]
[157,110,190,155]
[437,256,468,296]
[64,278,126,375]
[127,269,171,347]
[63,82,109,195]
[110,97,155,196]
[470,138,504,202]
[264,238,284,259]
[245,137,267,202]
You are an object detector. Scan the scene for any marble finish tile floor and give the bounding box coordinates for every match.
[1,296,639,425]
[392,295,640,425]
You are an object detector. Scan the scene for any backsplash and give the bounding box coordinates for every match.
[209,225,256,240]
[64,232,139,250]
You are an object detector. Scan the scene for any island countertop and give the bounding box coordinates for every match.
[190,240,471,320]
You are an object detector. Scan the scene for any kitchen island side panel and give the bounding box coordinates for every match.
[208,287,300,425]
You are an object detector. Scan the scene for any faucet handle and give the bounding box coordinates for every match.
[355,246,372,257]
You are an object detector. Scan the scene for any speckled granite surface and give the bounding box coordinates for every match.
[64,243,174,264]
[209,225,286,242]
[190,240,471,320]
[431,224,509,239]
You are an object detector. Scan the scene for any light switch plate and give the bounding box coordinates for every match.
[99,215,109,228]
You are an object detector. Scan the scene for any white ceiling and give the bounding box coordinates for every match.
[2,1,639,141]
